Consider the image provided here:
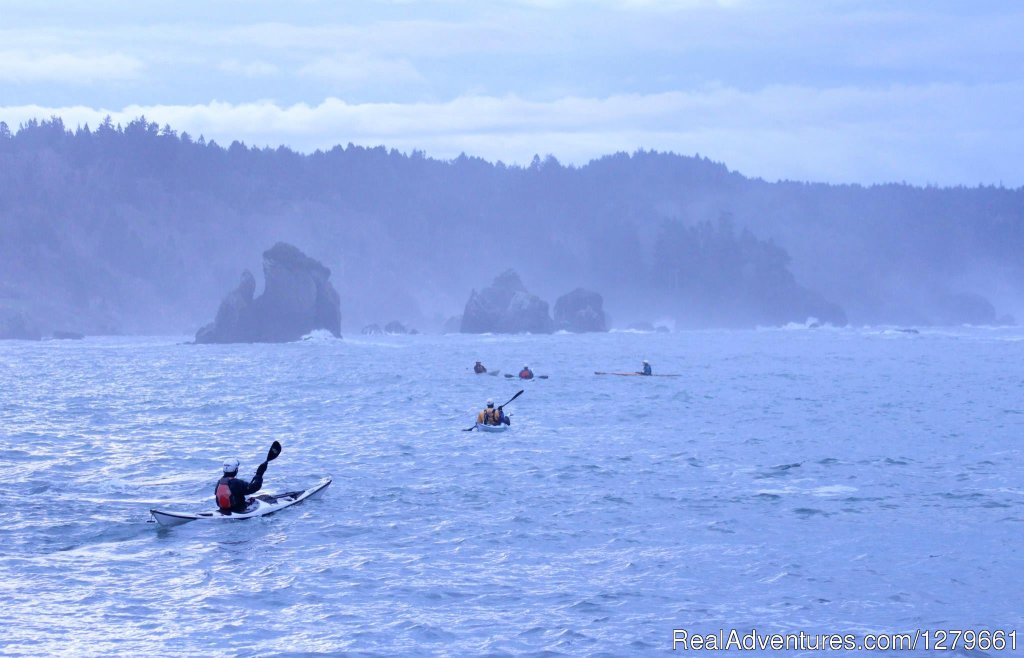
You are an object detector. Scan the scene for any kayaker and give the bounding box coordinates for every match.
[476,398,510,426]
[641,360,652,376]
[518,365,534,380]
[474,361,487,374]
[215,458,266,513]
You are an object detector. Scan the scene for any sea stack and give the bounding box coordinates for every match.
[461,270,554,334]
[553,288,608,332]
[195,242,341,343]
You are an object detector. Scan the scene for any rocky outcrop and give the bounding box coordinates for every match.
[361,324,383,335]
[384,321,408,334]
[196,271,256,343]
[553,288,607,332]
[460,270,553,334]
[195,243,341,343]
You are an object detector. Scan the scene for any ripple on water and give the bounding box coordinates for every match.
[0,331,1022,654]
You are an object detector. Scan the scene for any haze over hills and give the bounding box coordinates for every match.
[1,117,1021,337]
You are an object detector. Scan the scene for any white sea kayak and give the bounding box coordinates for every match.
[150,477,332,527]
[475,423,510,433]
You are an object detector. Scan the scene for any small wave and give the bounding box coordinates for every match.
[754,462,802,479]
[811,485,857,497]
[758,571,789,584]
[793,507,830,518]
[762,317,842,331]
[300,329,340,342]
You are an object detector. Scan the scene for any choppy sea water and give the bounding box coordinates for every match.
[1,327,1022,657]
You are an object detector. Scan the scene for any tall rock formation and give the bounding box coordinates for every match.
[553,288,608,332]
[461,270,554,334]
[195,243,341,343]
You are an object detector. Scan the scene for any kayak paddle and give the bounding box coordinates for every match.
[255,440,282,477]
[500,389,524,409]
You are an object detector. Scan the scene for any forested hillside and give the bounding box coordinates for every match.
[1,117,1020,336]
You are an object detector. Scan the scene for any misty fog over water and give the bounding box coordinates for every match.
[0,117,1021,339]
[4,2,1024,656]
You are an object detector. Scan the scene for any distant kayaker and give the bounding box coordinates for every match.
[519,365,534,380]
[477,398,510,426]
[474,361,487,374]
[215,458,266,513]
[641,360,652,376]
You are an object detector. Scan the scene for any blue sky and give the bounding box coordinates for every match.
[1,0,1021,185]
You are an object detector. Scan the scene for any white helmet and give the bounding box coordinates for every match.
[486,398,494,407]
[222,458,240,474]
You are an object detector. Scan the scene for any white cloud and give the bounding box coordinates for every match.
[217,59,279,77]
[298,54,425,87]
[0,51,143,83]
[1,81,1021,186]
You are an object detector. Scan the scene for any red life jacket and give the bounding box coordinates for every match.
[216,478,234,511]
[519,369,533,379]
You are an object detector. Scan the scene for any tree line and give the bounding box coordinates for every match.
[1,117,1019,336]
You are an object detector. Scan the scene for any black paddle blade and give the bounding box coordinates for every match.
[266,440,282,462]
[500,389,524,408]
[463,425,477,432]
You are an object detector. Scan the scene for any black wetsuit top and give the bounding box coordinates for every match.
[215,473,264,512]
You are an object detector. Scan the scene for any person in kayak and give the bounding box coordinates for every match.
[474,361,487,374]
[641,360,652,376]
[477,398,510,426]
[215,458,266,513]
[518,365,534,379]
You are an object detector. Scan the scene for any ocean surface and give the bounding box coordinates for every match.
[1,327,1022,657]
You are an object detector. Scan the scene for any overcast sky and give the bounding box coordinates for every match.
[1,0,1021,185]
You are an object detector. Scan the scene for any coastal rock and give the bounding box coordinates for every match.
[195,243,341,343]
[553,288,607,332]
[384,321,408,334]
[461,270,553,334]
[196,270,256,343]
[361,324,383,335]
